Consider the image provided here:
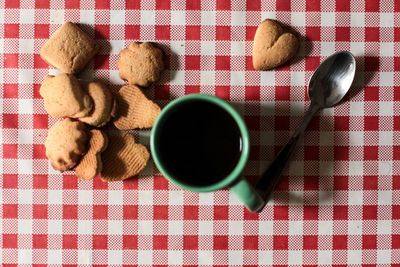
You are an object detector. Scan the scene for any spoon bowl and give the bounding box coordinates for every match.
[308,51,356,108]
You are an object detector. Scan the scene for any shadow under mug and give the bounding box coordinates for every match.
[150,94,265,212]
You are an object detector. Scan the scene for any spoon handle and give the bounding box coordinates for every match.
[256,104,320,201]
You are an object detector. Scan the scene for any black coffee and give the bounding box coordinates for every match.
[157,100,242,186]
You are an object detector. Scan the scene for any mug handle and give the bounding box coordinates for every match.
[230,177,265,212]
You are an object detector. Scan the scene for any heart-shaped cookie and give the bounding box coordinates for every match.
[113,85,161,130]
[252,19,299,70]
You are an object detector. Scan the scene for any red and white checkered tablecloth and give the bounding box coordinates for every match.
[1,0,399,265]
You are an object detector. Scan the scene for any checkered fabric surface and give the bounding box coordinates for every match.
[1,0,399,265]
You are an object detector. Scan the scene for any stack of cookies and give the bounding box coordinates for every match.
[40,22,164,181]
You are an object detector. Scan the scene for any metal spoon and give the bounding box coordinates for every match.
[255,51,356,205]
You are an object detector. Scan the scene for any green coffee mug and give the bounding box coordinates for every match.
[150,94,265,212]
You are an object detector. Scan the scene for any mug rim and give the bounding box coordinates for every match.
[150,94,250,192]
